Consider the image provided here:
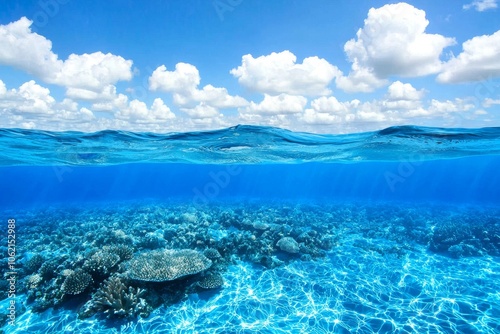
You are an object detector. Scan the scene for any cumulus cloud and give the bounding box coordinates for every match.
[463,0,498,11]
[386,81,425,101]
[0,17,133,98]
[437,30,500,83]
[54,52,133,91]
[0,80,55,114]
[0,80,6,95]
[66,84,121,102]
[180,103,222,119]
[95,94,176,123]
[310,96,349,114]
[337,3,455,92]
[428,98,475,114]
[302,97,359,125]
[298,82,470,127]
[231,51,341,96]
[0,80,97,130]
[149,63,247,108]
[240,94,307,116]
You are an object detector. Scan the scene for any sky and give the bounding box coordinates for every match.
[0,0,499,134]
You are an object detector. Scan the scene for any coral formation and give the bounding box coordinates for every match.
[276,237,300,254]
[197,273,224,289]
[203,248,222,260]
[429,217,500,257]
[83,251,120,277]
[38,261,58,280]
[13,201,498,327]
[25,274,43,289]
[107,244,134,262]
[61,269,93,295]
[25,254,45,273]
[83,276,150,318]
[125,249,212,282]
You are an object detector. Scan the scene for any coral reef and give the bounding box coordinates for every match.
[125,249,212,282]
[25,254,45,274]
[61,269,93,295]
[203,248,222,260]
[80,276,151,319]
[25,274,43,290]
[83,244,133,278]
[276,237,300,254]
[38,261,58,280]
[429,215,500,257]
[197,273,224,289]
[8,200,499,328]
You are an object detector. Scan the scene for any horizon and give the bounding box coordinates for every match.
[0,0,499,134]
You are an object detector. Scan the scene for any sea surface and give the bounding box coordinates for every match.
[1,125,499,334]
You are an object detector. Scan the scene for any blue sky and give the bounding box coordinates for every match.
[0,0,499,133]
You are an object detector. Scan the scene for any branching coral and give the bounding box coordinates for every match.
[61,269,93,295]
[90,276,150,318]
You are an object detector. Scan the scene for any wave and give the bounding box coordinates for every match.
[0,125,499,166]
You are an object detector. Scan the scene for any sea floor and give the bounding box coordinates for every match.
[2,200,500,334]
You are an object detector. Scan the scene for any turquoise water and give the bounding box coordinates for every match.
[1,125,500,333]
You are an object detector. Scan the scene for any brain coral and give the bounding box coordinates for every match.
[125,249,212,282]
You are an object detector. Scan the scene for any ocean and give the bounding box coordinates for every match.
[1,125,499,333]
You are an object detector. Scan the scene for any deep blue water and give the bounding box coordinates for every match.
[1,157,500,208]
[1,125,500,333]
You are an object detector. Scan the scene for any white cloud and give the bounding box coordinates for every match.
[386,81,425,101]
[336,61,388,93]
[301,109,344,125]
[240,94,307,115]
[0,80,55,114]
[66,84,120,102]
[310,96,349,114]
[437,30,500,83]
[149,63,199,93]
[180,103,222,119]
[231,51,341,96]
[0,17,133,99]
[337,3,455,92]
[149,63,247,108]
[297,81,479,127]
[91,93,128,112]
[0,80,6,95]
[115,98,176,123]
[0,80,97,130]
[483,98,500,107]
[428,98,475,113]
[54,52,133,91]
[0,17,61,79]
[463,0,498,11]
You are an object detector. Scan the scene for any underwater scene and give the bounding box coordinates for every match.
[1,125,500,334]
